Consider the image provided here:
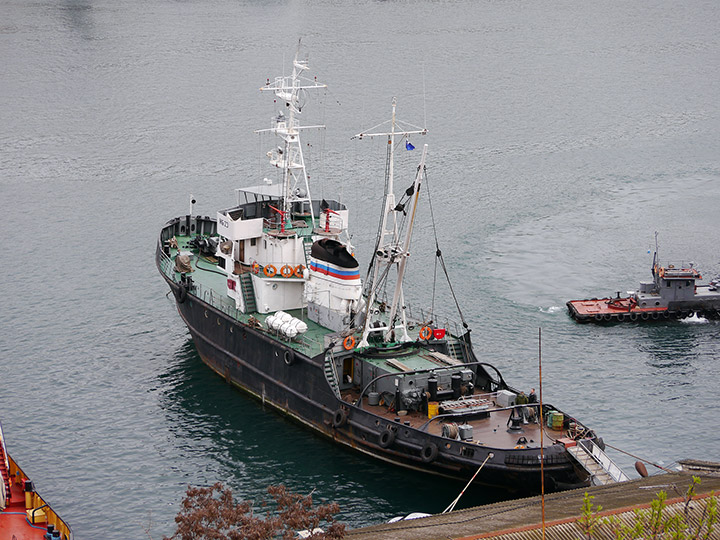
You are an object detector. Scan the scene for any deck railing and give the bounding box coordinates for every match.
[158,245,325,353]
[159,243,468,354]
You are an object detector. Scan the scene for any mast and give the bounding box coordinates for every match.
[384,144,428,341]
[256,45,326,226]
[353,100,427,346]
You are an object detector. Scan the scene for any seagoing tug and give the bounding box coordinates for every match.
[568,240,720,323]
[156,48,621,495]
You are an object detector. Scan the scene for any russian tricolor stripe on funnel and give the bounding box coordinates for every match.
[309,260,360,281]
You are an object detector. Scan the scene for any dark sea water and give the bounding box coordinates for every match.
[2,1,719,538]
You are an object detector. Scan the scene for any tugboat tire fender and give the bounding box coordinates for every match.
[651,312,660,320]
[602,314,612,321]
[176,284,188,303]
[333,408,348,428]
[421,442,439,463]
[629,312,638,321]
[640,312,650,321]
[593,314,603,322]
[379,429,396,448]
[283,349,295,366]
[617,314,626,322]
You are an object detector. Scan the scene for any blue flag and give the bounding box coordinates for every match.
[405,139,415,151]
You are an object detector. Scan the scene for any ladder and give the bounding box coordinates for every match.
[447,341,465,362]
[324,353,340,397]
[238,273,256,312]
[567,439,630,485]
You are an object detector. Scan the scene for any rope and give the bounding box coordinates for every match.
[603,442,674,473]
[442,452,493,514]
[424,167,469,329]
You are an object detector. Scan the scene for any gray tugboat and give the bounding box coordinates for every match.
[568,244,720,323]
[157,50,619,494]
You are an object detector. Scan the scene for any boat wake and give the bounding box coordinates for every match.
[539,306,563,314]
[680,313,709,324]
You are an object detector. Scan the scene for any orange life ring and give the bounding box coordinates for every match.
[343,335,356,350]
[294,264,305,278]
[419,326,432,340]
[263,264,277,278]
[251,262,260,274]
[280,264,294,278]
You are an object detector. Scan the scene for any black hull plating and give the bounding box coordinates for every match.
[158,250,586,495]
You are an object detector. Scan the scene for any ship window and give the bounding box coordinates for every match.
[655,302,660,306]
[264,240,267,249]
[251,238,257,246]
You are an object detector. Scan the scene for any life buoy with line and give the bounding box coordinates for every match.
[343,336,356,350]
[419,326,432,340]
[251,261,260,274]
[294,264,305,278]
[280,264,294,278]
[263,265,277,278]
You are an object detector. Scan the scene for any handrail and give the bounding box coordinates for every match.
[576,439,630,483]
[354,361,507,408]
[0,420,9,476]
[417,402,543,432]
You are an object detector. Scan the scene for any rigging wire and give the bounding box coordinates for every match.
[424,166,469,329]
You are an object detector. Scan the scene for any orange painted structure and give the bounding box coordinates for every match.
[0,424,73,540]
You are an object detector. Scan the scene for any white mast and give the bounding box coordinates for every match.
[354,99,427,346]
[384,144,428,341]
[256,45,326,225]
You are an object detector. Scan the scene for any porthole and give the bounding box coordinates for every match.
[204,310,209,318]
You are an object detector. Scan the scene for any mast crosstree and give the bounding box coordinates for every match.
[354,99,428,346]
[257,48,327,226]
